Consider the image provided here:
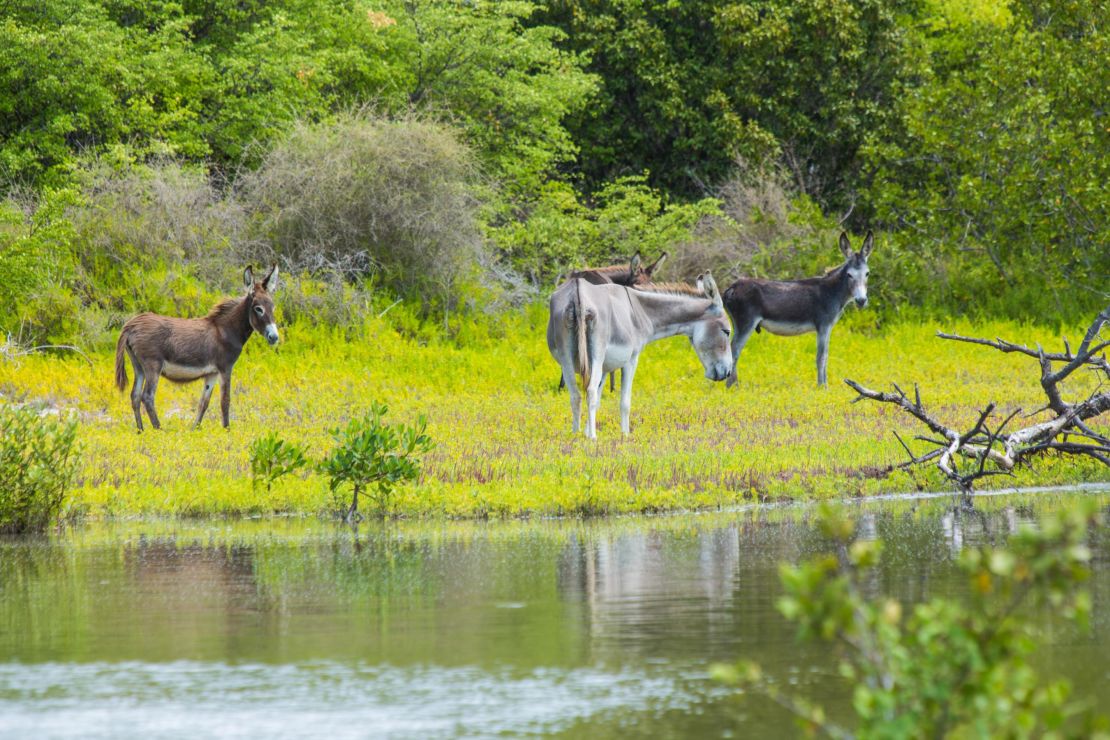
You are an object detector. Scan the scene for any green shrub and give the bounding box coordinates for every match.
[0,188,81,344]
[319,402,433,520]
[493,176,719,283]
[0,405,80,534]
[249,431,309,493]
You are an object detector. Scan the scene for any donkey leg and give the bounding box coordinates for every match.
[609,371,615,393]
[128,355,145,432]
[585,359,605,440]
[725,321,758,388]
[619,356,641,436]
[816,325,832,388]
[140,365,162,430]
[561,361,581,433]
[193,374,217,429]
[219,370,233,428]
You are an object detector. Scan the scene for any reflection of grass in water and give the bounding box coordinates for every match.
[41,488,1110,552]
[1,309,1107,518]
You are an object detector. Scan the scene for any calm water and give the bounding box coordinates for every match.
[2,489,1110,738]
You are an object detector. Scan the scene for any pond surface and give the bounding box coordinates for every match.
[2,488,1110,738]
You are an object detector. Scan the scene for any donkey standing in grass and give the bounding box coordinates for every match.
[115,266,281,431]
[548,273,732,439]
[558,251,667,392]
[723,231,873,388]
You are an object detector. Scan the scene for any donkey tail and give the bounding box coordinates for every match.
[114,330,128,391]
[574,279,593,392]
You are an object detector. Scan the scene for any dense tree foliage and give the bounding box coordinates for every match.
[535,0,917,207]
[865,0,1108,314]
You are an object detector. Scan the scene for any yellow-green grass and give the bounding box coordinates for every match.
[1,307,1106,519]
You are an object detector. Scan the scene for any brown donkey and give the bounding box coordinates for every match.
[115,266,280,431]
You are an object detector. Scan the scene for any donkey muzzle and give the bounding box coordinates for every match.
[264,323,280,345]
[706,363,731,382]
[855,297,868,308]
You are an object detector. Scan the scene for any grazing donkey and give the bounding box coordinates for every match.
[558,251,668,392]
[547,273,732,439]
[114,266,281,431]
[723,231,874,388]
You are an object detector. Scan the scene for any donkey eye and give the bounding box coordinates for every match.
[723,327,731,336]
[254,306,264,316]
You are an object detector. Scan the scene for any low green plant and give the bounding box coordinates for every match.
[0,405,80,533]
[318,403,434,521]
[249,431,309,493]
[713,502,1108,738]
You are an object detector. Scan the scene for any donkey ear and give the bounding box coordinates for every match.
[695,273,705,293]
[645,251,667,276]
[838,232,853,259]
[630,253,642,272]
[243,266,254,288]
[263,264,279,292]
[702,272,723,308]
[861,231,874,259]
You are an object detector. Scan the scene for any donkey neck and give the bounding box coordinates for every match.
[820,263,855,310]
[631,289,718,341]
[210,293,255,348]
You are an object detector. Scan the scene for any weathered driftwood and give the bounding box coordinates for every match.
[846,304,1110,496]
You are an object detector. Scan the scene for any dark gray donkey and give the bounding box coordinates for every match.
[722,231,874,388]
[114,266,280,431]
[558,251,667,391]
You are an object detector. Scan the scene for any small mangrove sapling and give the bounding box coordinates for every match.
[319,403,433,521]
[249,431,309,493]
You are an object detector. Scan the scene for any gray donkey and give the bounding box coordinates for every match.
[723,231,874,388]
[547,274,732,439]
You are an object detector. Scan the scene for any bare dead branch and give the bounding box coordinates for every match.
[847,303,1110,496]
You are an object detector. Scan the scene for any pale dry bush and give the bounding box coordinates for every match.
[70,159,258,286]
[239,112,485,308]
[670,160,831,283]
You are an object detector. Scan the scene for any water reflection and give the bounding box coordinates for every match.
[1,494,1109,738]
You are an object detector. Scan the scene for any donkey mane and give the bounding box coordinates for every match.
[632,281,705,297]
[584,263,634,276]
[205,296,245,321]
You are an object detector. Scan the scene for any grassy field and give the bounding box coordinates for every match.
[1,306,1107,519]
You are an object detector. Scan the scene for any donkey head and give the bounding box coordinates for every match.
[838,231,874,308]
[626,251,668,286]
[244,265,281,345]
[689,272,733,382]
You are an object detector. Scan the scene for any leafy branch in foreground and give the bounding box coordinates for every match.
[712,503,1107,739]
[846,304,1110,498]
